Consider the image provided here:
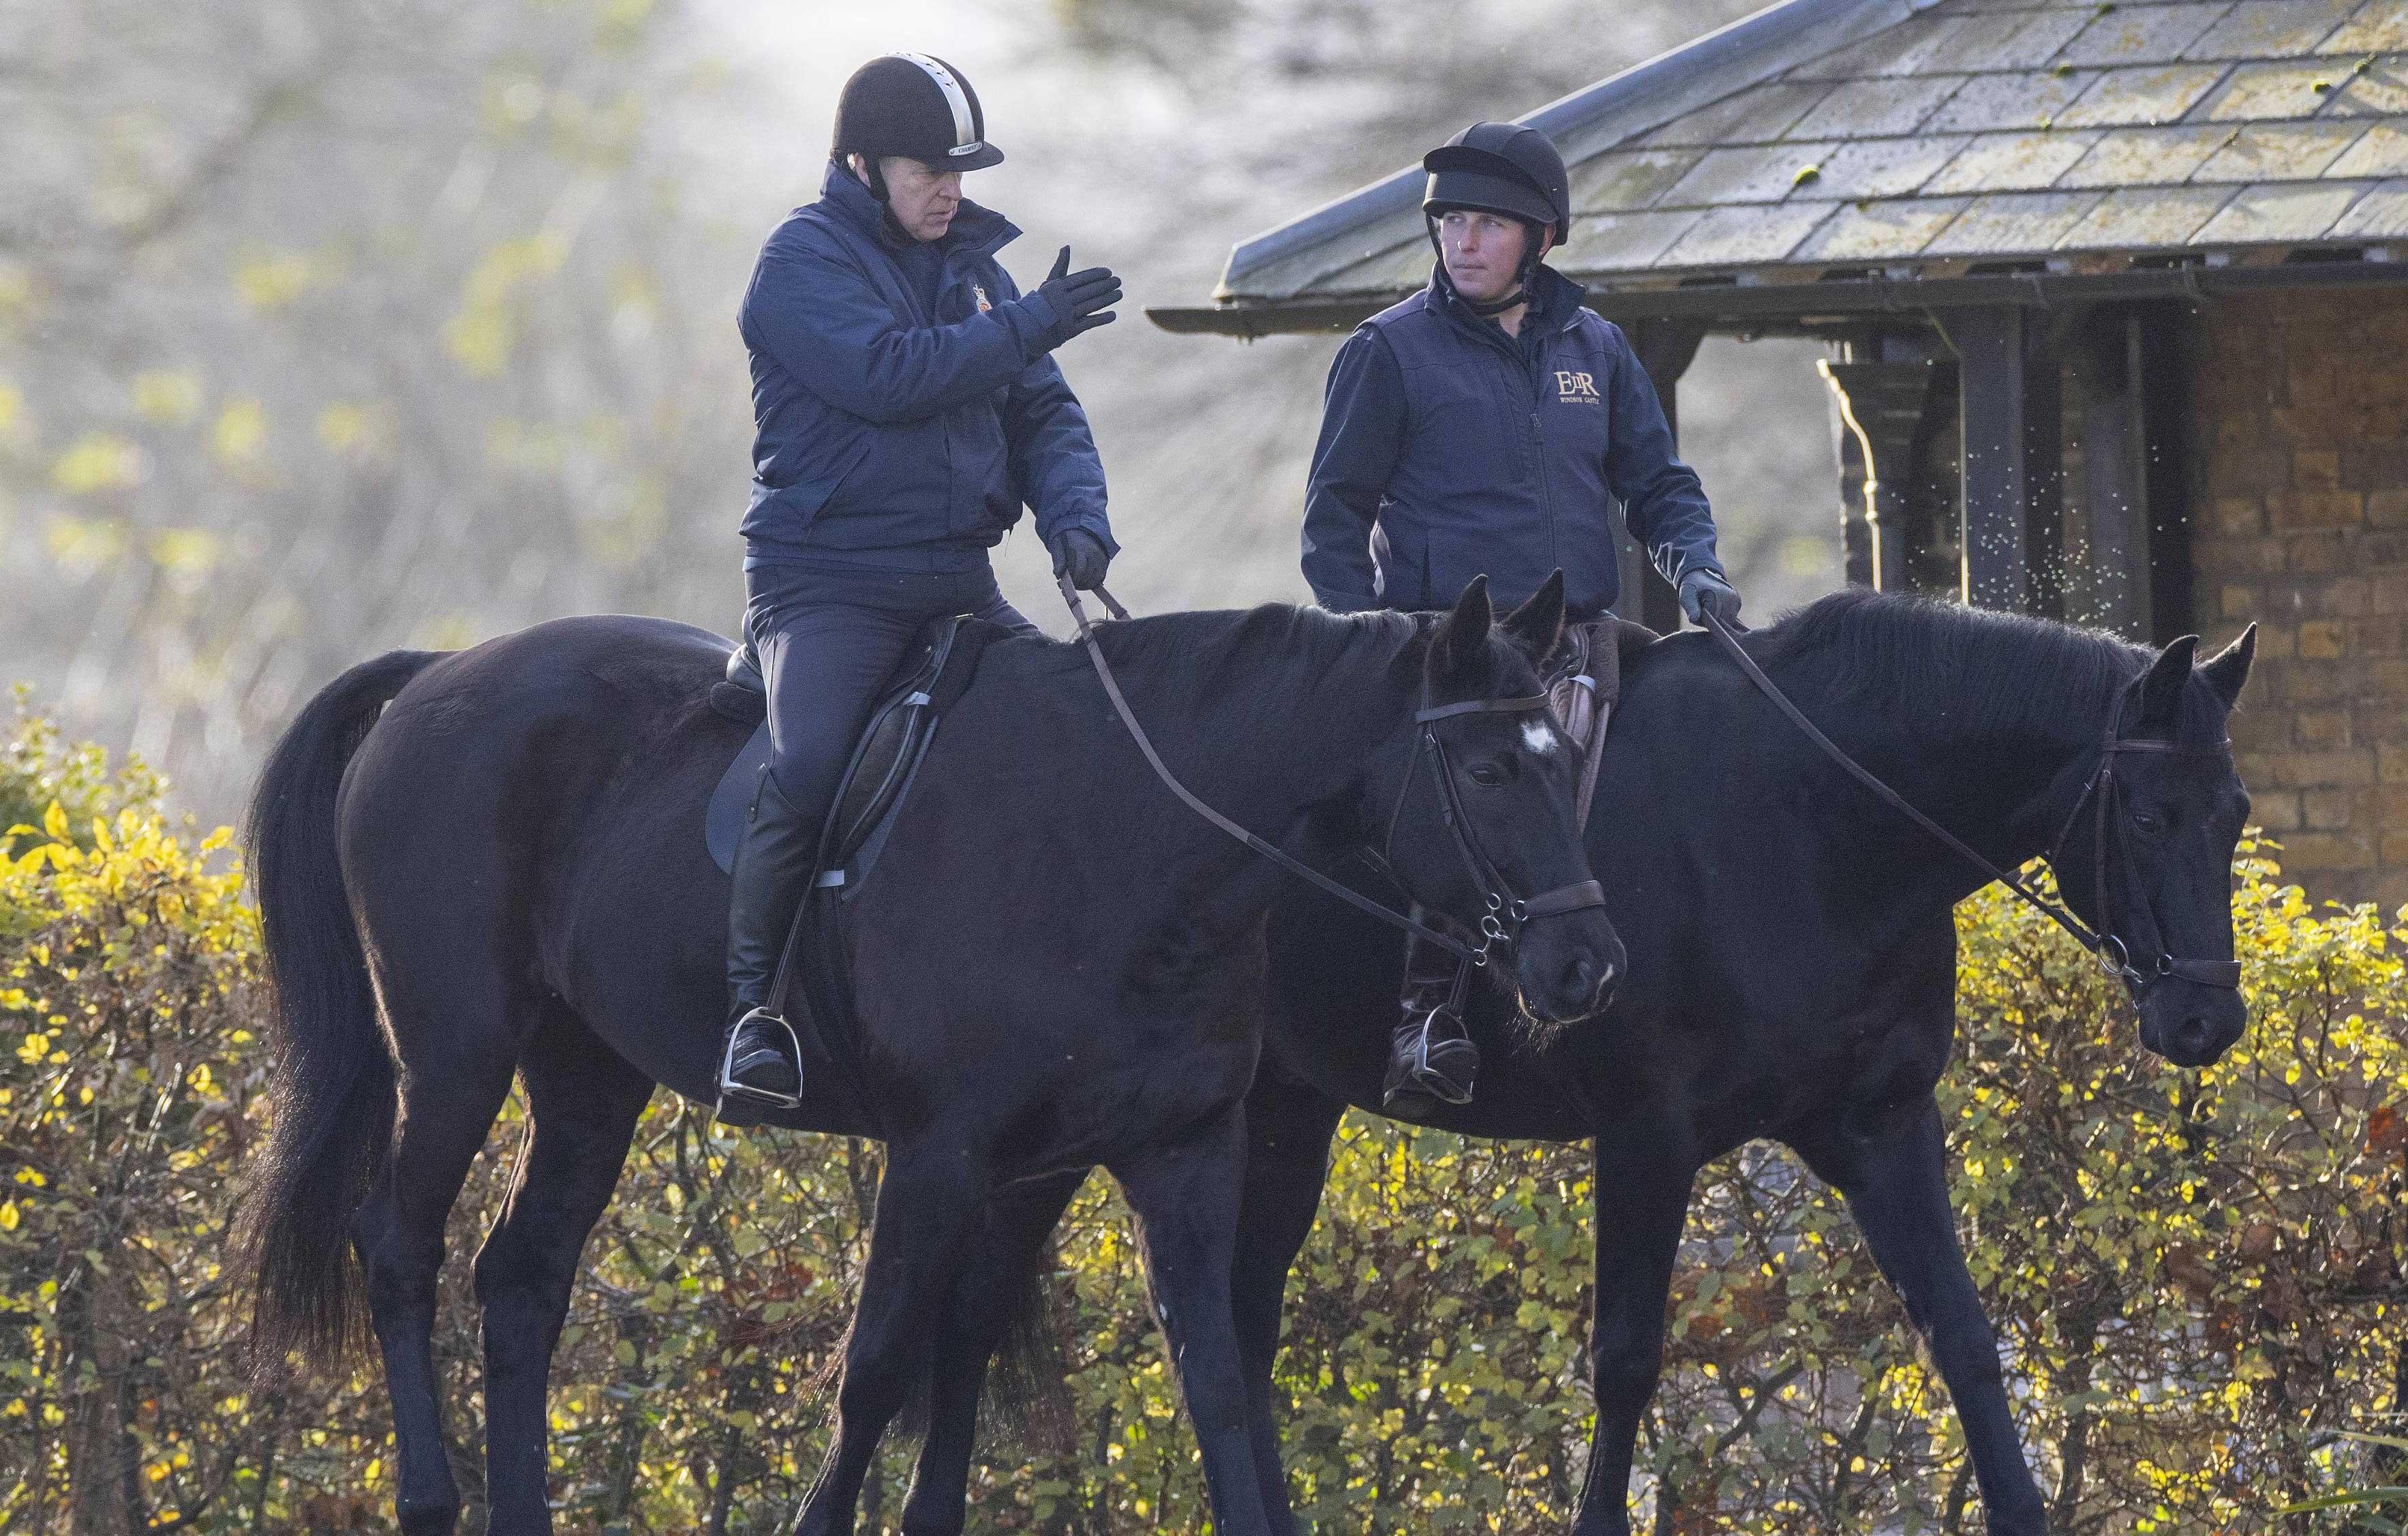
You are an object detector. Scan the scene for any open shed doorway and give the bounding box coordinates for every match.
[1670,336,1849,625]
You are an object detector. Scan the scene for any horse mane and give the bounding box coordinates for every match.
[1088,603,1429,737]
[1746,589,2150,744]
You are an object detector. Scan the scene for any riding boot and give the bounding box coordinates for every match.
[719,767,821,1108]
[1381,908,1479,1118]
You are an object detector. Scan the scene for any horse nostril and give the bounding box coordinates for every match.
[2176,1015,2210,1055]
[1562,954,1596,999]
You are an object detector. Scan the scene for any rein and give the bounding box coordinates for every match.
[1698,612,2240,996]
[1057,577,1602,965]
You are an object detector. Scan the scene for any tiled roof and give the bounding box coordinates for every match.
[1199,0,2408,320]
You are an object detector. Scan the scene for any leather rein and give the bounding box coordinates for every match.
[1059,577,1604,966]
[1698,612,2241,997]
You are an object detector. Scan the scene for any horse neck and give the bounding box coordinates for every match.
[1787,640,2123,894]
[1095,609,1419,830]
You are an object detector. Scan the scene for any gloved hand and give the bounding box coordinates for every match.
[1032,245,1121,350]
[1678,569,1744,631]
[1049,527,1112,592]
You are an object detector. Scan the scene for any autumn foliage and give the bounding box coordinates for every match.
[0,700,2401,1533]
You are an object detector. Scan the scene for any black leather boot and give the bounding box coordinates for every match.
[719,767,821,1109]
[1381,910,1479,1118]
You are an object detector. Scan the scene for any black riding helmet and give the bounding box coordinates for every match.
[1422,122,1571,315]
[832,52,1003,202]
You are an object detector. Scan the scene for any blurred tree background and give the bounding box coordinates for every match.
[2,706,2403,1532]
[0,0,1839,824]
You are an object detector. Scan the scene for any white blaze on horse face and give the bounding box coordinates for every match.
[1522,719,1563,756]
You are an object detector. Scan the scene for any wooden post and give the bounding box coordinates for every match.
[1936,305,2063,616]
[1621,318,1707,631]
[1818,357,1939,592]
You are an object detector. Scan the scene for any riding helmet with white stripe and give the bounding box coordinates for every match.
[832,53,1004,177]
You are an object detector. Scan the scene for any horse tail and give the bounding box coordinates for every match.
[984,1245,1077,1460]
[233,648,440,1379]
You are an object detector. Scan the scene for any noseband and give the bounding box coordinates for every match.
[1060,577,1602,965]
[1700,613,2241,999]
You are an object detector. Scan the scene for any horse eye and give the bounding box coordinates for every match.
[2133,810,2164,836]
[1467,763,1505,787]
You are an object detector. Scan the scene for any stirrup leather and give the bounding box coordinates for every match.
[717,1007,805,1111]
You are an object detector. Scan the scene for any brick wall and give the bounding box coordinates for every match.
[2194,287,2408,909]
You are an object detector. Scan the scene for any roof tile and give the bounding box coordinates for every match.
[1635,82,1832,147]
[1654,201,1839,267]
[1786,74,1970,138]
[2322,4,2408,55]
[2059,63,2236,125]
[2055,3,2237,67]
[2057,184,2239,247]
[1791,195,1973,260]
[2058,123,2237,185]
[1806,135,1975,198]
[1310,239,1431,295]
[1556,209,1709,271]
[1926,69,2101,131]
[2329,177,2408,235]
[1567,149,1707,213]
[1924,188,2105,252]
[2192,119,2368,178]
[2195,57,2351,118]
[1925,129,2106,193]
[1659,142,1842,206]
[2191,0,2363,60]
[2190,177,2371,240]
[2327,118,2408,177]
[2330,55,2408,117]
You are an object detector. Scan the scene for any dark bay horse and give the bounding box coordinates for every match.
[1233,592,2255,1535]
[232,577,1621,1536]
[895,591,2254,1535]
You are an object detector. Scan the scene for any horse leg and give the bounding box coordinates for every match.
[1110,1107,1273,1536]
[1795,1098,2048,1536]
[896,1170,1087,1536]
[794,1145,988,1536]
[351,988,528,1535]
[1569,1143,1694,1536]
[1230,1068,1345,1536]
[472,1005,654,1535]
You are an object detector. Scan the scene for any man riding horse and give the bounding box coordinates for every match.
[720,53,1124,1106]
[1300,121,1745,1115]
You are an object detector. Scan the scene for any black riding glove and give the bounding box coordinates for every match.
[1031,245,1121,351]
[1049,527,1112,592]
[1679,569,1744,631]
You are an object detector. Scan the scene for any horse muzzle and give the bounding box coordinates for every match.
[2137,976,2246,1068]
[1512,906,1623,1033]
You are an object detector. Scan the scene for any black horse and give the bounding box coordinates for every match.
[232,577,1621,1536]
[894,591,2255,1535]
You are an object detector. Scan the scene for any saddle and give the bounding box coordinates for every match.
[1546,616,1655,828]
[705,614,1006,890]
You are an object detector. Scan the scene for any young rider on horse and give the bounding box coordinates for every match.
[1300,121,1743,1116]
[720,53,1123,1105]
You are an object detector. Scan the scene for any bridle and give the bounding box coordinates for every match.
[1060,577,1604,966]
[1378,689,1606,967]
[1700,612,2242,999]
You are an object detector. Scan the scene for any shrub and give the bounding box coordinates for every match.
[0,704,2398,1533]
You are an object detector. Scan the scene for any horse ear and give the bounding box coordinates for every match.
[2134,634,2198,732]
[1430,575,1494,688]
[2199,623,2256,710]
[1499,571,1566,664]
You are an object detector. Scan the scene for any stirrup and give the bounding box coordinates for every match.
[1402,1007,1476,1106]
[716,1007,805,1112]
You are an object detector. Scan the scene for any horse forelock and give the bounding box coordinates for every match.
[1748,589,2152,746]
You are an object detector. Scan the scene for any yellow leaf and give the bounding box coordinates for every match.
[89,817,111,854]
[0,1203,16,1232]
[41,802,66,841]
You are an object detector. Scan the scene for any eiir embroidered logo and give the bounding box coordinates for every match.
[1555,370,1600,404]
[973,284,992,312]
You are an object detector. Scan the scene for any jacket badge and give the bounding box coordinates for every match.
[1555,370,1601,404]
[973,284,992,312]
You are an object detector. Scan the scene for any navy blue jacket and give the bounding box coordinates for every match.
[737,162,1114,571]
[1302,264,1722,619]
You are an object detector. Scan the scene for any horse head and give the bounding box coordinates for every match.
[1378,572,1624,1036]
[2054,624,2257,1068]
